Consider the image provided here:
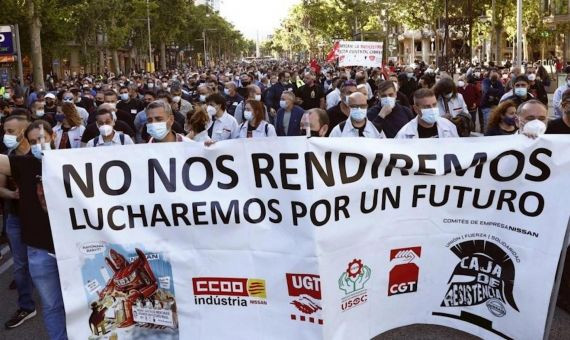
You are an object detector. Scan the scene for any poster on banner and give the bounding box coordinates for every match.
[42,136,570,340]
[337,40,383,67]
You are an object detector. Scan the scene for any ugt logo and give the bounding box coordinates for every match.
[388,247,421,296]
[339,259,371,311]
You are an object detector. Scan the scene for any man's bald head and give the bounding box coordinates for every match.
[348,92,367,108]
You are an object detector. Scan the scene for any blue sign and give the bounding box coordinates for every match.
[0,26,14,55]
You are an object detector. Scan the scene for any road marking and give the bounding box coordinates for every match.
[0,257,13,275]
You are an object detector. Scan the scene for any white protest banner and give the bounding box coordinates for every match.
[337,40,383,68]
[43,136,570,340]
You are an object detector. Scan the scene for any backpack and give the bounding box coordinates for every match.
[93,132,125,147]
[241,122,269,136]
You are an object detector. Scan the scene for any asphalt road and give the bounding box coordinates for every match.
[0,242,569,340]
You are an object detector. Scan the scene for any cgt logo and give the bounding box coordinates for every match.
[286,274,323,325]
[388,247,421,296]
[192,277,266,299]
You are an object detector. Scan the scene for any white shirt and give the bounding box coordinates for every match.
[326,88,341,109]
[237,121,277,138]
[437,93,469,118]
[76,106,89,126]
[54,123,85,148]
[395,116,459,139]
[86,131,134,147]
[205,112,239,141]
[329,119,385,138]
[553,83,570,118]
[192,130,211,142]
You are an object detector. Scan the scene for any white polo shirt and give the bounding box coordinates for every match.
[205,111,239,141]
[236,121,277,138]
[329,119,385,138]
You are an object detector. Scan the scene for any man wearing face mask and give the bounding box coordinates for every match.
[275,91,304,136]
[117,85,144,117]
[264,71,294,114]
[81,103,135,146]
[196,84,212,106]
[553,74,570,119]
[524,67,548,106]
[234,85,269,124]
[516,99,548,138]
[102,90,136,131]
[388,73,411,108]
[146,100,192,143]
[204,93,239,141]
[500,75,534,108]
[396,88,459,139]
[480,71,505,131]
[295,72,325,110]
[0,120,67,340]
[43,93,58,117]
[546,89,570,134]
[86,107,134,147]
[330,92,384,138]
[0,116,38,331]
[300,108,329,137]
[171,86,193,116]
[224,82,243,116]
[398,66,418,104]
[326,80,358,136]
[367,81,414,138]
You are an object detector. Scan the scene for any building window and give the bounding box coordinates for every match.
[415,41,422,52]
[543,0,551,15]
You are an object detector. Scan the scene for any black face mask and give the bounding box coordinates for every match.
[300,129,320,137]
[95,100,104,107]
[241,81,250,87]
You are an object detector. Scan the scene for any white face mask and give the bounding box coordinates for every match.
[206,105,217,116]
[35,110,45,117]
[172,96,181,103]
[522,119,547,136]
[199,95,207,103]
[244,110,253,121]
[254,94,261,101]
[527,74,536,81]
[457,81,465,88]
[3,134,20,149]
[98,124,114,137]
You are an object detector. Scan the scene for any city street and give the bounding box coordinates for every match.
[1,242,569,340]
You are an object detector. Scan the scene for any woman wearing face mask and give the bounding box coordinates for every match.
[185,106,211,142]
[53,102,85,149]
[31,101,55,126]
[275,92,304,136]
[236,100,276,138]
[433,77,469,119]
[484,100,518,136]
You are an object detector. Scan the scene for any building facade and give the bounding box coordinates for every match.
[195,0,221,12]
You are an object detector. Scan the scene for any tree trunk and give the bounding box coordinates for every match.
[112,49,120,75]
[28,0,44,90]
[99,50,105,74]
[160,42,167,71]
[495,26,502,63]
[522,33,528,63]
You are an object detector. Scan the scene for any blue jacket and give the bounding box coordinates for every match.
[264,82,295,111]
[275,105,304,136]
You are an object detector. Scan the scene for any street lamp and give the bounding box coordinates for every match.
[146,0,153,72]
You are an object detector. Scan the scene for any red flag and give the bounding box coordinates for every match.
[326,41,340,63]
[310,59,321,74]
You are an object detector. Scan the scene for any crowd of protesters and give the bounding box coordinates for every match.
[0,56,569,339]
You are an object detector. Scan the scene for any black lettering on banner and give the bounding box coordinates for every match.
[519,191,544,217]
[171,203,191,226]
[490,150,524,182]
[370,154,383,179]
[268,199,282,223]
[525,148,552,182]
[148,158,176,193]
[217,155,239,189]
[70,208,86,230]
[127,205,147,228]
[305,151,335,189]
[63,163,94,198]
[291,201,307,226]
[340,153,366,183]
[108,206,125,230]
[244,198,266,224]
[415,154,437,175]
[211,200,240,224]
[360,187,401,213]
[183,157,213,191]
[280,153,301,190]
[453,186,473,208]
[412,185,427,207]
[473,189,495,209]
[192,202,208,225]
[310,199,331,227]
[100,161,131,195]
[151,204,171,226]
[497,190,516,212]
[429,185,449,207]
[335,196,350,221]
[251,153,277,188]
[444,153,487,178]
[385,154,413,176]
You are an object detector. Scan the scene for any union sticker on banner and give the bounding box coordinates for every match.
[338,41,383,67]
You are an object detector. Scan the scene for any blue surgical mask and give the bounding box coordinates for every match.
[420,108,439,124]
[31,143,51,160]
[514,87,527,97]
[350,107,367,121]
[120,93,129,101]
[279,100,287,109]
[3,134,19,149]
[244,110,253,121]
[147,122,169,140]
[380,97,396,108]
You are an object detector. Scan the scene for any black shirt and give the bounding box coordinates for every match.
[117,98,145,116]
[225,94,243,116]
[546,118,570,134]
[81,120,135,143]
[485,125,518,136]
[326,103,349,136]
[418,123,439,138]
[296,84,325,110]
[9,155,55,253]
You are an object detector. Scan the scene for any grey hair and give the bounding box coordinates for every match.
[146,100,173,116]
[517,99,547,116]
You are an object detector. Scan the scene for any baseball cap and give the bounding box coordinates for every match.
[45,93,56,99]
